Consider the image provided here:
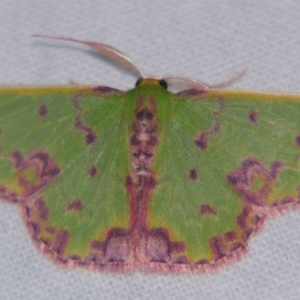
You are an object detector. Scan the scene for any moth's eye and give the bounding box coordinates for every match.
[159,79,168,90]
[135,77,143,87]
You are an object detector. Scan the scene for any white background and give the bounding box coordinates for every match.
[0,1,300,299]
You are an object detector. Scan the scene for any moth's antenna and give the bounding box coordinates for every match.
[32,35,143,77]
[164,70,246,91]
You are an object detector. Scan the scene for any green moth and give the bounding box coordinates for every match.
[0,36,299,273]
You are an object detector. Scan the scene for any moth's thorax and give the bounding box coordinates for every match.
[130,96,158,181]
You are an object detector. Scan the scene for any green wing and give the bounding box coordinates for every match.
[148,88,300,271]
[0,87,136,268]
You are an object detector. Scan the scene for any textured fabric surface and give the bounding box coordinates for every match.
[0,1,300,299]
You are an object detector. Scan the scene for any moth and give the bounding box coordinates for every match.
[0,36,299,273]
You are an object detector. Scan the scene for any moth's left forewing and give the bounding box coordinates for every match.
[0,87,135,269]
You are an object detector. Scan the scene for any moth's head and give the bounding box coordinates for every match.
[135,78,168,90]
[134,77,210,93]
